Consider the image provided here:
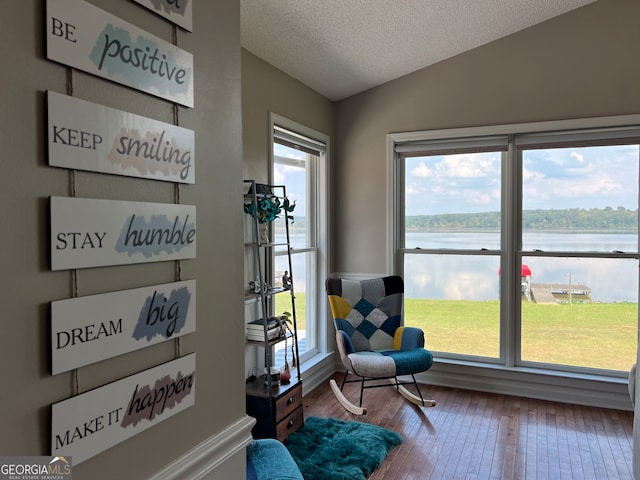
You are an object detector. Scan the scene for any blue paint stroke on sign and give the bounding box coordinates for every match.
[133,286,191,340]
[89,24,192,96]
[115,213,196,258]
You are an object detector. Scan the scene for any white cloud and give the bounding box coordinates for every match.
[273,167,286,183]
[436,153,497,178]
[410,161,433,177]
[570,151,584,163]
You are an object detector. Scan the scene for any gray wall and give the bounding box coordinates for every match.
[240,48,335,380]
[333,0,640,274]
[1,1,244,479]
[241,49,334,183]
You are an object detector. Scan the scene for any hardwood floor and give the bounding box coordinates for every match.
[301,373,634,479]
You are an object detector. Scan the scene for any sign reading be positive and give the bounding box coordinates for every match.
[46,0,194,107]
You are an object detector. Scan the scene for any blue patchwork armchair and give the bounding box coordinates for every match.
[326,275,436,414]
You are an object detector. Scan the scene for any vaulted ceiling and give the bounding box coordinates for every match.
[241,0,596,101]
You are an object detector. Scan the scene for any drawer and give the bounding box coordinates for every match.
[274,382,302,422]
[276,406,304,441]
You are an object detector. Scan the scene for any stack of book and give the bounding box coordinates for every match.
[246,317,283,342]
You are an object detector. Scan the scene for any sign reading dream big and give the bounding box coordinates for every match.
[48,91,195,184]
[50,197,196,270]
[51,280,196,375]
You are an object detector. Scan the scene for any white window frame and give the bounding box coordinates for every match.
[387,114,640,409]
[269,113,330,372]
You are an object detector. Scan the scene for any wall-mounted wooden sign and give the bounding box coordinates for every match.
[50,197,196,270]
[133,0,193,32]
[51,280,196,374]
[46,0,194,107]
[47,91,195,184]
[52,353,195,464]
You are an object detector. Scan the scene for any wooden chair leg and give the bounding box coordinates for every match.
[330,378,367,415]
[389,377,436,407]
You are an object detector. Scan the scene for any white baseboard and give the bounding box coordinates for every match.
[330,356,632,410]
[300,352,335,394]
[148,415,256,480]
[419,360,633,411]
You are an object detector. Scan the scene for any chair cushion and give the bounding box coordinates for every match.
[347,352,396,378]
[347,348,432,378]
[381,349,433,376]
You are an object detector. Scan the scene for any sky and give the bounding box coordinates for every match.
[273,143,308,214]
[274,141,640,218]
[405,144,639,216]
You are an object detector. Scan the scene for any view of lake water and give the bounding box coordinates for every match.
[279,232,639,303]
[404,232,638,303]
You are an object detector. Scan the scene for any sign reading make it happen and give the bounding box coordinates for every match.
[50,197,196,270]
[46,0,194,107]
[48,91,195,184]
[52,353,196,464]
[51,280,196,375]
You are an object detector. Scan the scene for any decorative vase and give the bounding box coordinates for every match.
[259,223,270,244]
[280,362,291,384]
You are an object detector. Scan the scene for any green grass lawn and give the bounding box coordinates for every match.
[279,294,636,372]
[406,298,637,372]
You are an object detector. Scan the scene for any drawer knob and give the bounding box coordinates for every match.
[287,396,294,405]
[288,419,295,427]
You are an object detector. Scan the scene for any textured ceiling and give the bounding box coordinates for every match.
[241,0,596,101]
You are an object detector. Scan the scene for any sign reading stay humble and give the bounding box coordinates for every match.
[133,0,193,32]
[50,196,196,270]
[46,0,194,107]
[48,91,195,184]
[51,280,196,375]
[52,353,196,464]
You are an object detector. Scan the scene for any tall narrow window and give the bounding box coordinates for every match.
[271,117,328,366]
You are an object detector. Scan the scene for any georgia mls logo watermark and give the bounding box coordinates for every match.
[0,456,72,479]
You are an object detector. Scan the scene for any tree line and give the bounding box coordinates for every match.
[406,207,638,231]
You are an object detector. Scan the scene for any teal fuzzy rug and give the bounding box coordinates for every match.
[284,416,403,480]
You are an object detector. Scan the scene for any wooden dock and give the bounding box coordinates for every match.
[528,283,592,304]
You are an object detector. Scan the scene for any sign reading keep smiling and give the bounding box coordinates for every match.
[48,91,195,183]
[46,0,194,107]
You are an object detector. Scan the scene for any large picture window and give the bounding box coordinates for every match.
[392,121,639,376]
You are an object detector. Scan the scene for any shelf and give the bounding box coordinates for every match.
[244,287,290,299]
[245,332,292,346]
[244,180,302,440]
[244,241,289,248]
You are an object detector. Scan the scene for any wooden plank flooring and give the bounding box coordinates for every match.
[301,373,634,479]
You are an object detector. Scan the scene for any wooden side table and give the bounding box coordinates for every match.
[246,375,304,441]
